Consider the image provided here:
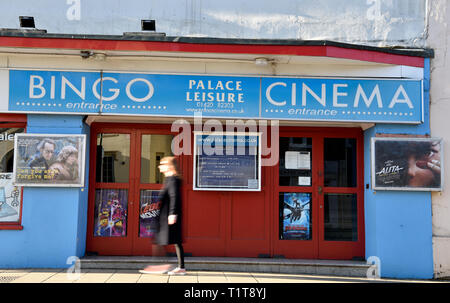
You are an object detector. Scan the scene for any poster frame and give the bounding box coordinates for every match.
[193,131,262,191]
[12,133,87,187]
[371,136,444,191]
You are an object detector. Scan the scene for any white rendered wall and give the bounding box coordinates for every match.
[427,0,450,279]
[0,0,426,47]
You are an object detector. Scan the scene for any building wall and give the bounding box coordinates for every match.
[362,58,433,279]
[0,49,434,278]
[0,115,89,268]
[0,1,440,278]
[427,0,450,279]
[0,0,426,47]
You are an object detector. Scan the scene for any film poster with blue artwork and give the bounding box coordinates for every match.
[93,189,128,237]
[139,190,161,238]
[280,193,311,240]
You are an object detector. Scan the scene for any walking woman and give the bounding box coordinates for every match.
[154,156,186,275]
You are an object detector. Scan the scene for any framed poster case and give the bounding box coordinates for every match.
[193,132,261,191]
[13,134,86,187]
[371,137,443,191]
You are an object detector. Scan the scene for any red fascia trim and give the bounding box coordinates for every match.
[0,36,327,55]
[0,224,24,230]
[326,46,424,68]
[0,36,424,67]
[0,114,27,123]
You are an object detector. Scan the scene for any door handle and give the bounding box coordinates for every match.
[318,186,323,195]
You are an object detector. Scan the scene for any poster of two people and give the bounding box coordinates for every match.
[13,134,86,187]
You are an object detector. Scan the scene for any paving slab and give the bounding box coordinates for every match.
[73,269,114,283]
[168,272,199,283]
[0,272,30,283]
[1,267,445,284]
[42,271,80,283]
[197,271,228,283]
[10,270,62,283]
[223,272,258,283]
[137,273,170,283]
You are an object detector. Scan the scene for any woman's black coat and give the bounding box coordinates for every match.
[155,176,183,245]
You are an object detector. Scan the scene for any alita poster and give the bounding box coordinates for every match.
[139,190,161,238]
[280,193,311,240]
[93,189,128,237]
[372,137,443,191]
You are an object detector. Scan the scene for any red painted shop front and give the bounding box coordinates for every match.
[86,123,364,260]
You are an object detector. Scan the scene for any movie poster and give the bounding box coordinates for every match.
[13,134,86,187]
[0,173,21,222]
[280,192,311,240]
[139,190,161,238]
[93,189,128,237]
[372,137,443,191]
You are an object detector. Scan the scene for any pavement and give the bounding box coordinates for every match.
[0,267,445,283]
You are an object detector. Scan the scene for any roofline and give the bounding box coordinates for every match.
[0,31,434,67]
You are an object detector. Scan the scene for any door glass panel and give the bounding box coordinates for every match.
[96,134,130,183]
[279,137,312,186]
[279,192,312,240]
[324,194,357,241]
[93,189,128,237]
[140,135,174,184]
[324,138,357,187]
[139,190,161,238]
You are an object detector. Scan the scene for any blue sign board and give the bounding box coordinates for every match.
[261,77,422,123]
[8,70,423,123]
[9,70,102,114]
[9,70,260,118]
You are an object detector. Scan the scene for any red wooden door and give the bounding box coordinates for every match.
[132,127,179,255]
[86,123,177,256]
[182,130,271,258]
[272,129,319,258]
[272,127,364,260]
[86,124,137,255]
[318,129,365,259]
[86,123,363,259]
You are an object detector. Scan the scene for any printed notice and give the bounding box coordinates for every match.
[285,151,311,170]
[298,176,311,186]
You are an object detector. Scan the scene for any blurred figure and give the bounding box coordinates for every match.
[140,156,185,275]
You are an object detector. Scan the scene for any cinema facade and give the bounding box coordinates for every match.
[0,33,436,279]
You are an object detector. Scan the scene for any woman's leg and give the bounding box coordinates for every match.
[174,243,185,269]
